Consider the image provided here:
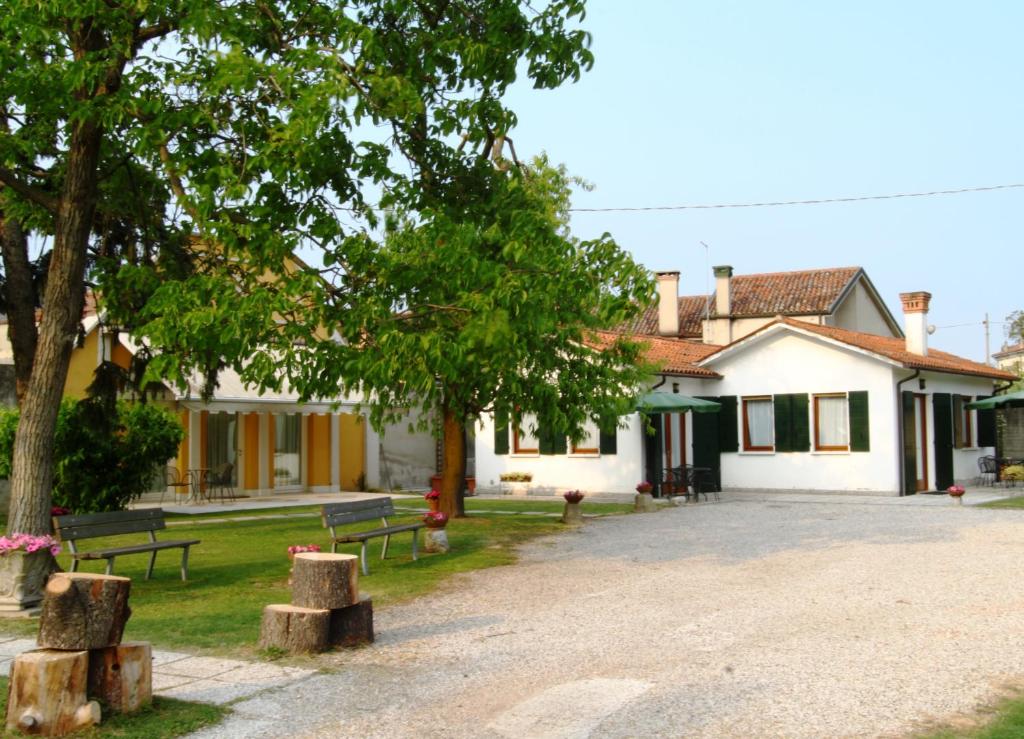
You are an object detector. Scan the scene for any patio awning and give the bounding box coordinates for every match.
[636,392,721,414]
[966,390,1024,410]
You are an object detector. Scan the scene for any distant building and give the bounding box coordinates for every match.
[993,341,1024,378]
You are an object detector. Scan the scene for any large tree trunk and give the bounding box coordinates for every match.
[0,209,38,405]
[6,113,102,535]
[440,399,467,518]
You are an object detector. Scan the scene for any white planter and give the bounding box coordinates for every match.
[0,551,53,615]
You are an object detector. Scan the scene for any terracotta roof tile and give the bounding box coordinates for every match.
[725,267,860,316]
[738,319,1016,381]
[994,341,1024,359]
[620,266,862,338]
[590,331,722,378]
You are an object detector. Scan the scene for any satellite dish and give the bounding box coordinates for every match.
[927,324,936,335]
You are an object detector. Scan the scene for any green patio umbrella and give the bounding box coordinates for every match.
[966,390,1024,410]
[636,392,721,414]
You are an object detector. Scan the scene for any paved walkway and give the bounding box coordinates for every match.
[0,637,317,705]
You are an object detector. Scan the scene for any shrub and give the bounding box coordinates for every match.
[1003,465,1024,482]
[0,398,183,513]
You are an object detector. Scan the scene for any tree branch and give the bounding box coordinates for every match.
[0,168,59,213]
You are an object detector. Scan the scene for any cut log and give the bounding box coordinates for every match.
[328,596,374,648]
[37,573,131,650]
[87,642,152,713]
[5,649,101,736]
[290,552,358,610]
[258,604,329,654]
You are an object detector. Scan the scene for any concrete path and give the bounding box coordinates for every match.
[186,494,1024,738]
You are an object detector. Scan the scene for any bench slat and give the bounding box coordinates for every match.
[73,539,201,560]
[55,509,165,527]
[322,499,396,527]
[54,517,166,542]
[331,523,424,543]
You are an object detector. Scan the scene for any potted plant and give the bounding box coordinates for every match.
[635,481,657,513]
[562,490,585,525]
[0,534,61,613]
[425,489,441,513]
[422,512,450,554]
[947,484,966,504]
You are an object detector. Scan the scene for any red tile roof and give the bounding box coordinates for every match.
[590,331,722,378]
[994,342,1024,359]
[621,266,863,338]
[704,318,1016,381]
[725,266,861,316]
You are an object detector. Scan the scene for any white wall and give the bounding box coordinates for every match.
[475,411,646,495]
[910,371,1000,488]
[377,408,436,491]
[831,279,898,337]
[708,331,901,494]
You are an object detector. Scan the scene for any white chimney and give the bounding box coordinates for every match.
[655,271,680,336]
[899,291,931,356]
[713,265,733,316]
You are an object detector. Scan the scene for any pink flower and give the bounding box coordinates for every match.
[423,511,449,527]
[424,490,441,500]
[0,533,60,556]
[286,544,322,556]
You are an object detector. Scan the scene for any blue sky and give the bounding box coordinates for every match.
[503,1,1022,360]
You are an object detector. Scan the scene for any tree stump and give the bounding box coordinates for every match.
[5,649,101,736]
[37,573,131,651]
[328,596,374,648]
[258,604,329,654]
[87,642,152,714]
[290,553,358,610]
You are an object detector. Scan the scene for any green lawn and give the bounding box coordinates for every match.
[1,499,629,657]
[921,691,1024,738]
[0,677,225,738]
[979,494,1024,509]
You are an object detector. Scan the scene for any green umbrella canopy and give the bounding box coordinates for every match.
[636,392,721,414]
[966,390,1024,410]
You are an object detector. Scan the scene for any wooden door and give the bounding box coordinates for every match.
[914,394,928,492]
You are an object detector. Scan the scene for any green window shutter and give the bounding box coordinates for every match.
[494,410,509,455]
[848,391,870,452]
[718,396,738,452]
[901,391,916,495]
[773,394,793,452]
[599,427,617,455]
[538,423,554,455]
[790,393,810,452]
[977,397,996,447]
[693,399,721,489]
[932,393,954,490]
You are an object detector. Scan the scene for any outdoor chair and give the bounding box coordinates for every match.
[978,456,998,486]
[204,462,236,503]
[161,466,193,504]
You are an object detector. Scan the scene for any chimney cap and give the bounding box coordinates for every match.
[713,265,733,278]
[654,270,680,279]
[899,291,932,314]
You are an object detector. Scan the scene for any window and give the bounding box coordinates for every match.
[513,414,539,454]
[274,414,302,487]
[742,397,774,451]
[814,394,849,451]
[571,422,600,455]
[953,396,973,449]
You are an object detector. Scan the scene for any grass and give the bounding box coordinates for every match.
[920,690,1024,738]
[0,676,225,738]
[0,498,630,656]
[978,494,1024,509]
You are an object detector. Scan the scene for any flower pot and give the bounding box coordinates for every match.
[427,498,441,513]
[562,501,583,525]
[424,528,450,553]
[634,492,658,513]
[0,550,53,614]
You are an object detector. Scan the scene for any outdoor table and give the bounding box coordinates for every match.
[187,468,210,504]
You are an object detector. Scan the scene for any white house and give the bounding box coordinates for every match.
[475,266,1016,497]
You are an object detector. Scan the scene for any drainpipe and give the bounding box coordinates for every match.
[895,369,921,497]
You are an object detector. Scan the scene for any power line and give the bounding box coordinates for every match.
[568,182,1024,213]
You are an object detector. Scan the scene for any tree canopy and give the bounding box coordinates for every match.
[0,0,600,535]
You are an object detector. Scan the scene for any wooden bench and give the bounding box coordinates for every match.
[52,509,201,582]
[321,498,424,576]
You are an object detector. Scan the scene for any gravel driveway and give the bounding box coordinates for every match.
[194,496,1024,738]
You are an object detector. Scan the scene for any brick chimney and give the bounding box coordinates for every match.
[899,291,931,356]
[655,271,680,337]
[713,265,733,316]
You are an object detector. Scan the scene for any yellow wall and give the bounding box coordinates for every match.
[243,413,260,490]
[339,413,365,491]
[111,340,132,370]
[176,409,190,473]
[64,330,99,399]
[306,415,332,487]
